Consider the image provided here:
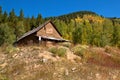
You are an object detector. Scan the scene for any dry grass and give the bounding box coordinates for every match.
[2,59,120,80]
[0,45,120,80]
[72,45,120,68]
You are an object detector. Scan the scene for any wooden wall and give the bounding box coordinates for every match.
[36,22,62,39]
[16,33,39,46]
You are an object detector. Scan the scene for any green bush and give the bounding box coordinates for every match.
[5,45,19,54]
[0,74,8,80]
[61,42,71,48]
[48,47,57,55]
[57,48,66,57]
[72,45,86,57]
[48,47,66,57]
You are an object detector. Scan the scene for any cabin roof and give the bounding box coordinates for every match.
[16,20,62,42]
[41,36,69,42]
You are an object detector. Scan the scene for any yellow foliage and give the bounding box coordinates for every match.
[75,16,83,23]
[83,15,104,23]
[74,15,104,24]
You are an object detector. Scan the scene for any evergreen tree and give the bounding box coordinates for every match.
[15,21,26,39]
[72,26,82,44]
[0,23,16,45]
[30,16,36,29]
[9,9,16,22]
[8,9,18,27]
[0,6,2,23]
[112,21,120,47]
[0,6,2,14]
[19,9,24,21]
[2,11,8,23]
[24,17,31,32]
[36,14,43,26]
[101,19,113,46]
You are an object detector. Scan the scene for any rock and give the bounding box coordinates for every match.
[95,73,101,80]
[65,69,69,76]
[42,58,47,63]
[38,51,57,61]
[113,75,117,80]
[12,53,17,58]
[0,62,7,68]
[71,67,76,72]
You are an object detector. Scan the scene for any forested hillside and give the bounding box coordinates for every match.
[0,6,120,47]
[48,11,120,47]
[0,6,44,46]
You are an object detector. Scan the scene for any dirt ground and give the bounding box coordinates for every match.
[0,45,120,80]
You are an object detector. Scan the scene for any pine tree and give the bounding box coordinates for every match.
[15,21,26,39]
[112,21,120,47]
[0,23,16,45]
[101,19,113,46]
[24,17,31,32]
[19,9,24,21]
[30,16,36,29]
[0,6,2,23]
[0,6,2,15]
[8,9,18,27]
[2,11,8,23]
[36,14,43,26]
[9,9,16,22]
[72,26,82,44]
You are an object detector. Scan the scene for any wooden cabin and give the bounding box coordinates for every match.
[14,20,69,46]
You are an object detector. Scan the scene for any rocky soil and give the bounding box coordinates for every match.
[0,45,120,80]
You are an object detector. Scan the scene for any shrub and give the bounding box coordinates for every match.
[57,48,66,57]
[5,45,19,54]
[72,45,86,58]
[60,42,71,48]
[48,47,66,57]
[48,47,57,55]
[0,74,8,80]
[104,46,112,53]
[72,45,92,62]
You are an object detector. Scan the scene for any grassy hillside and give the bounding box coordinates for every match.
[0,44,120,80]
